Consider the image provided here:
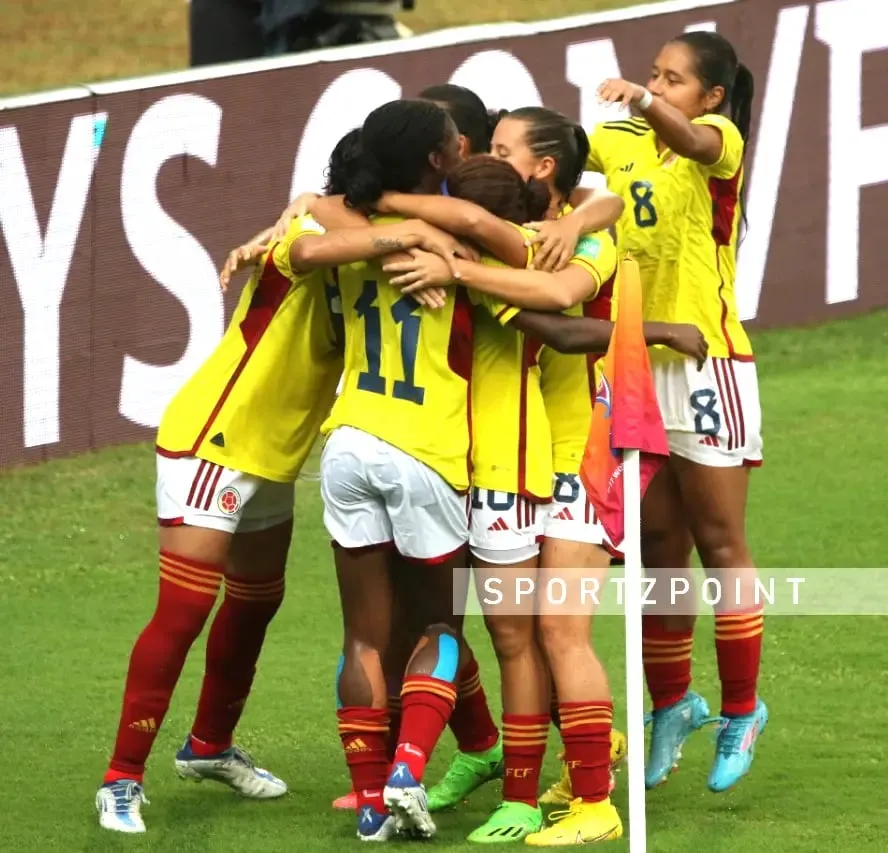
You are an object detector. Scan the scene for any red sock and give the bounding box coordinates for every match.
[560,701,613,803]
[642,615,693,711]
[338,707,390,814]
[715,608,764,716]
[393,675,457,782]
[502,713,549,806]
[104,551,222,784]
[189,573,285,755]
[447,657,499,753]
[385,694,402,762]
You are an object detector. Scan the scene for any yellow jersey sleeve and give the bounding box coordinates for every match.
[693,114,744,180]
[585,126,606,173]
[566,231,617,300]
[468,255,522,326]
[271,214,325,283]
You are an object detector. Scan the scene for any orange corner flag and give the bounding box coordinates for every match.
[580,258,669,547]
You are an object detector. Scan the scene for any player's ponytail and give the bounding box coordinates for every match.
[325,128,362,197]
[730,63,755,149]
[342,149,384,210]
[523,177,551,222]
[343,99,454,210]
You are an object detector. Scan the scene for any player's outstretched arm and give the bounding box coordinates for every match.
[597,77,724,165]
[511,312,708,367]
[375,192,528,269]
[386,256,599,312]
[523,189,624,273]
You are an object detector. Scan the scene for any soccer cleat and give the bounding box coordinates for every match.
[383,762,436,839]
[95,779,149,834]
[333,790,358,810]
[426,738,504,811]
[467,801,544,844]
[174,737,287,798]
[644,691,710,789]
[357,803,399,842]
[706,699,769,793]
[525,797,622,846]
[538,730,628,806]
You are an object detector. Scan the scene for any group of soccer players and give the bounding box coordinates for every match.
[95,28,768,848]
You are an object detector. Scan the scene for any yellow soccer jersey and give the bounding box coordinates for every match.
[586,113,753,362]
[321,230,508,493]
[470,249,552,501]
[537,229,619,474]
[157,215,344,482]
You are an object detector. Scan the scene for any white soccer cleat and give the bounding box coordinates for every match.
[96,780,149,833]
[383,762,436,838]
[174,738,287,799]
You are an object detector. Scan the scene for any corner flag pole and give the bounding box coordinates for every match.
[623,451,647,852]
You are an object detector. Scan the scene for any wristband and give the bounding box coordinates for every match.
[637,89,654,110]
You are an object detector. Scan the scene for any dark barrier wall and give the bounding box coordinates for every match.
[1,0,886,467]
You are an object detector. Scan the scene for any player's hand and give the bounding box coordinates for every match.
[667,324,709,370]
[597,78,647,109]
[523,217,583,272]
[269,192,320,242]
[384,250,454,292]
[219,238,269,291]
[414,222,478,277]
[410,284,449,310]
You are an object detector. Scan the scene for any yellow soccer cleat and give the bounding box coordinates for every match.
[538,731,628,807]
[538,752,572,807]
[525,798,623,846]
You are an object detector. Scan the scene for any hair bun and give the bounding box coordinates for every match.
[523,177,551,222]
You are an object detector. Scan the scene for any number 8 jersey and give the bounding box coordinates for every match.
[321,251,508,494]
[586,112,753,364]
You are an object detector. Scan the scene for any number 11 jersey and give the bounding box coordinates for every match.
[321,253,507,493]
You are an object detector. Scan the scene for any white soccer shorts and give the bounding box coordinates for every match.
[469,490,546,565]
[653,356,763,468]
[155,454,295,534]
[320,426,469,563]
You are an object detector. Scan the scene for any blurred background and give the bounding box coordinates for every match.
[0,0,649,97]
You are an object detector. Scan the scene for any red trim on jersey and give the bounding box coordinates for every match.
[449,288,475,487]
[185,254,292,457]
[158,516,185,527]
[709,171,755,363]
[582,273,614,397]
[743,458,763,468]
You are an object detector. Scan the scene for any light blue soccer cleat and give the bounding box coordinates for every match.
[95,779,149,833]
[174,737,287,798]
[644,691,711,789]
[383,761,436,839]
[706,699,769,792]
[357,803,399,843]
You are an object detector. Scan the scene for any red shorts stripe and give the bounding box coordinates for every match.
[725,359,746,447]
[712,360,738,451]
[186,460,207,507]
[203,464,224,511]
[192,462,217,510]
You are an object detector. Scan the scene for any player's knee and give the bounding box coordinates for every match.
[484,615,534,661]
[536,615,588,661]
[642,526,692,569]
[694,525,751,570]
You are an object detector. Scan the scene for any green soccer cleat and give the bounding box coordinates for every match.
[467,801,543,844]
[426,738,504,811]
